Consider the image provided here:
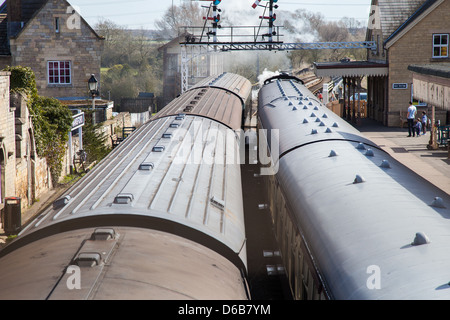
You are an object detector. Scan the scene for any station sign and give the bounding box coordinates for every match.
[393,83,408,90]
[72,112,85,130]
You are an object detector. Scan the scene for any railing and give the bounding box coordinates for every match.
[179,25,284,44]
[437,125,450,147]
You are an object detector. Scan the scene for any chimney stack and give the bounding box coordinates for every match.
[7,0,22,23]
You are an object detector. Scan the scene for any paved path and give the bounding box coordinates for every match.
[357,119,450,196]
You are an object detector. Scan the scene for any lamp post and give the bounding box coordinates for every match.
[88,74,98,125]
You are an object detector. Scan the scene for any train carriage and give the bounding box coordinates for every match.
[258,74,450,300]
[0,73,252,300]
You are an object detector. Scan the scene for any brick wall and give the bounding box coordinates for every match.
[387,0,450,126]
[9,0,104,99]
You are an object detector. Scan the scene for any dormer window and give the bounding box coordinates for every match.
[433,34,449,58]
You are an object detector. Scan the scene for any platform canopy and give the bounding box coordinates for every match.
[408,63,450,109]
[314,61,389,78]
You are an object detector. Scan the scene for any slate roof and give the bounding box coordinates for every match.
[0,0,49,55]
[408,63,450,79]
[0,0,103,56]
[0,13,8,55]
[376,0,427,42]
[385,0,442,45]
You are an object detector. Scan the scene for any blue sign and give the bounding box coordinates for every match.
[393,83,408,90]
[72,112,85,130]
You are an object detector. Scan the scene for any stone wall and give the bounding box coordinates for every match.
[11,93,52,211]
[102,112,132,148]
[0,71,16,210]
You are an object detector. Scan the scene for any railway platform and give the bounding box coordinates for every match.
[356,119,450,196]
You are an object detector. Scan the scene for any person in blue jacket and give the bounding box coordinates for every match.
[414,119,422,137]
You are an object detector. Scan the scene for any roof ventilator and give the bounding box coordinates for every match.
[332,123,339,128]
[329,150,338,157]
[430,197,446,209]
[311,129,318,135]
[325,128,332,133]
[170,123,180,128]
[175,113,185,120]
[53,195,71,209]
[380,160,391,169]
[365,149,375,157]
[303,119,309,124]
[356,143,366,150]
[92,228,116,241]
[139,162,154,171]
[162,133,172,139]
[411,232,430,246]
[353,175,366,184]
[153,146,165,152]
[210,196,225,210]
[114,193,134,204]
[75,252,102,268]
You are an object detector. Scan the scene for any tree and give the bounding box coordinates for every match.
[154,2,205,40]
[95,19,131,67]
[94,20,164,105]
[281,9,367,69]
[5,66,73,184]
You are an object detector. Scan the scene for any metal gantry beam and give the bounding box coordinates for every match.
[180,40,377,93]
[181,41,377,52]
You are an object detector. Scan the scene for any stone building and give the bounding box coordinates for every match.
[315,0,450,127]
[158,34,224,107]
[0,0,104,99]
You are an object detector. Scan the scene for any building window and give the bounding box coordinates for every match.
[55,17,60,33]
[48,61,71,84]
[433,34,449,58]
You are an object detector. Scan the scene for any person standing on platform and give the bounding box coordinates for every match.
[407,102,417,137]
[421,111,428,135]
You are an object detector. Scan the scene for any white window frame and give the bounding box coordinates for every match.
[47,61,72,85]
[432,34,449,58]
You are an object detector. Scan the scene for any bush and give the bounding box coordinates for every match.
[4,66,73,184]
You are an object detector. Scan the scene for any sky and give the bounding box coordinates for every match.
[68,0,373,30]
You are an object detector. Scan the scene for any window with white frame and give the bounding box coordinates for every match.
[433,34,449,58]
[48,61,71,84]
